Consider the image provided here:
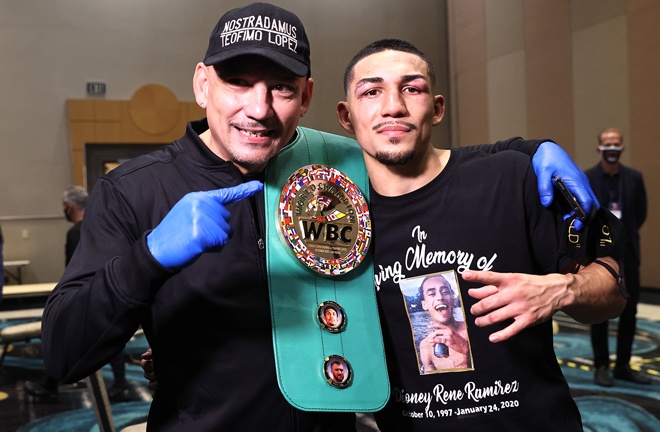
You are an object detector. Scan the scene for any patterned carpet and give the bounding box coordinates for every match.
[554,312,660,431]
[1,307,659,431]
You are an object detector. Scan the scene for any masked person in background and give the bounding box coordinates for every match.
[587,127,650,387]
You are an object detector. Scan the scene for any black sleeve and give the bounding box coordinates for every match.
[558,206,627,294]
[465,137,549,157]
[41,179,174,383]
[586,208,626,263]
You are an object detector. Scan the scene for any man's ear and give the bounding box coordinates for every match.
[299,78,314,117]
[193,63,210,108]
[336,101,355,134]
[432,95,445,126]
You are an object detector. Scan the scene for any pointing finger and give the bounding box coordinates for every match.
[207,180,264,204]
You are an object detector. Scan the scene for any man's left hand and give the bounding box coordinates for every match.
[464,269,571,342]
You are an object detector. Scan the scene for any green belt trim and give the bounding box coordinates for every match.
[264,127,390,412]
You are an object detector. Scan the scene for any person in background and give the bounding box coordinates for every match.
[26,186,131,401]
[41,3,604,431]
[62,186,87,266]
[588,127,650,386]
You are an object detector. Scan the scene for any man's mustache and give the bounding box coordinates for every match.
[372,121,417,132]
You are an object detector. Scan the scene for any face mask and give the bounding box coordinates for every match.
[598,145,622,164]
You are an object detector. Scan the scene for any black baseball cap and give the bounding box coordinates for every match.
[204,2,311,77]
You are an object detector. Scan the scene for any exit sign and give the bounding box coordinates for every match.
[87,82,106,96]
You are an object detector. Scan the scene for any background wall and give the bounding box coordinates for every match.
[448,0,660,288]
[1,0,658,289]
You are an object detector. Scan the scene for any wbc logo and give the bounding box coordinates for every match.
[278,164,371,276]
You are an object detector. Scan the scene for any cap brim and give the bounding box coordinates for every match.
[204,47,309,77]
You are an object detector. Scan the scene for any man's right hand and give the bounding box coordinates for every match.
[141,348,157,393]
[147,181,263,269]
[426,323,469,354]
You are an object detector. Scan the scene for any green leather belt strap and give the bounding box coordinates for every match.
[264,127,390,412]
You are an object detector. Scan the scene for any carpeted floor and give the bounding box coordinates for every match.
[0,318,152,432]
[1,301,659,431]
[554,311,660,431]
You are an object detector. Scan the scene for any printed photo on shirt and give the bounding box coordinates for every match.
[399,271,474,374]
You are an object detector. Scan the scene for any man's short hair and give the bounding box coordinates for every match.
[598,127,623,143]
[343,38,435,95]
[63,186,88,210]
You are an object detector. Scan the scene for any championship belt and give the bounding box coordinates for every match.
[264,127,390,412]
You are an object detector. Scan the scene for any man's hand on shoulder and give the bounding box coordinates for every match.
[532,141,599,230]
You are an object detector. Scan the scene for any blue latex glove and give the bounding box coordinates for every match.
[532,141,600,231]
[147,181,263,269]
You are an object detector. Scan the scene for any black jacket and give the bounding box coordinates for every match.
[41,119,355,431]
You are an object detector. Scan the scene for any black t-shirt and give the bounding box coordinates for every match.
[370,149,582,431]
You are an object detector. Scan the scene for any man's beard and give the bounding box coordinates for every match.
[375,148,415,166]
[233,151,275,168]
[230,143,281,170]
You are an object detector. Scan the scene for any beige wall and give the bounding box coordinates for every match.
[448,0,660,288]
[0,0,448,284]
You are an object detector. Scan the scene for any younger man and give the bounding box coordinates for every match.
[337,39,626,430]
